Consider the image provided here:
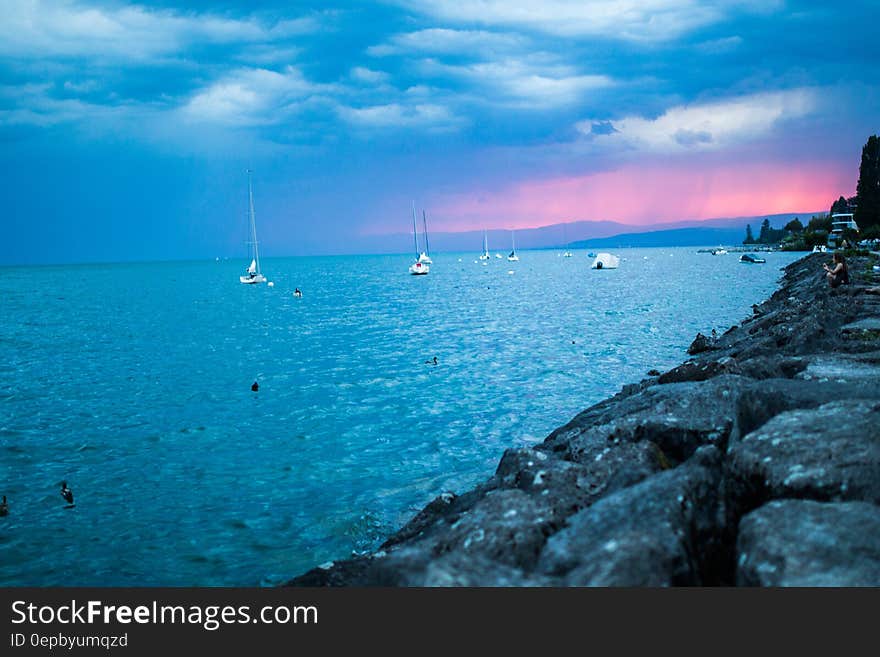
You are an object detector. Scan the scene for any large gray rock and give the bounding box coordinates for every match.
[727,400,880,519]
[537,447,724,586]
[544,377,742,463]
[737,499,880,586]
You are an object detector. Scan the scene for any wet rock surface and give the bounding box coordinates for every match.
[287,254,880,587]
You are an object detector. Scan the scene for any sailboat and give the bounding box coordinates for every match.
[418,210,432,264]
[562,223,572,257]
[507,231,519,261]
[239,170,266,284]
[479,229,491,260]
[409,203,429,275]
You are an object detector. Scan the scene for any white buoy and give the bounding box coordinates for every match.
[508,270,514,275]
[267,281,274,287]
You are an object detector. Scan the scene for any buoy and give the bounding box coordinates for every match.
[508,270,514,275]
[268,281,274,287]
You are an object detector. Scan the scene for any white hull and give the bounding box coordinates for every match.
[507,255,519,261]
[409,261,429,275]
[240,274,266,284]
[591,253,619,269]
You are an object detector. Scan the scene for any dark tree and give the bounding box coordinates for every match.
[855,135,880,231]
[784,218,804,232]
[758,218,771,242]
[830,195,850,216]
[807,214,832,233]
[743,224,755,244]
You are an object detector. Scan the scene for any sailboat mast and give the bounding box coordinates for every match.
[422,210,430,256]
[248,170,261,274]
[411,201,420,256]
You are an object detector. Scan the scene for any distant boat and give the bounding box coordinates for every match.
[812,244,828,253]
[740,253,766,264]
[562,224,573,256]
[587,252,596,258]
[479,229,491,260]
[239,170,266,284]
[508,231,519,261]
[591,253,620,269]
[409,203,429,275]
[710,247,728,255]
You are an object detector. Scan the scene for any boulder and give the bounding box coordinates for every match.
[537,447,724,586]
[727,400,880,520]
[737,499,880,586]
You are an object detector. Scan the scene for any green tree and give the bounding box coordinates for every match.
[855,135,880,231]
[784,218,804,232]
[830,195,849,216]
[807,214,832,233]
[743,224,755,244]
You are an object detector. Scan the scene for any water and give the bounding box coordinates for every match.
[0,248,800,585]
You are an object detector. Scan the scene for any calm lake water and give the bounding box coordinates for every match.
[0,247,800,585]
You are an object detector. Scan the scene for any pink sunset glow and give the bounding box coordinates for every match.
[429,160,853,231]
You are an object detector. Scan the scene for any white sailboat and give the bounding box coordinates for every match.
[507,231,519,261]
[479,229,491,260]
[409,203,429,275]
[239,170,266,284]
[562,223,572,257]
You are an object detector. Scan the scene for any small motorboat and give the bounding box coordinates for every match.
[740,253,766,264]
[591,253,620,269]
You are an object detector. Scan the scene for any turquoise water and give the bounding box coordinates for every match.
[0,248,800,585]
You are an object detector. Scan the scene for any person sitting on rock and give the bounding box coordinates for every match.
[823,253,849,288]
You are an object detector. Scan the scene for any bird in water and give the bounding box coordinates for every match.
[424,356,438,365]
[251,381,259,392]
[0,495,8,517]
[60,482,75,507]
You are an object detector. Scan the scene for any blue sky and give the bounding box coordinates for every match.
[1,1,878,264]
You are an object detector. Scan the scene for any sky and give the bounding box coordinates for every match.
[1,0,878,264]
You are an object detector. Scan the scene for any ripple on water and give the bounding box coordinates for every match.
[0,249,800,584]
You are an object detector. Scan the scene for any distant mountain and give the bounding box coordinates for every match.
[567,213,814,249]
[569,226,744,249]
[344,212,817,255]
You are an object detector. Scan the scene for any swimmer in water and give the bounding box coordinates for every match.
[60,482,74,507]
[294,288,302,297]
[251,381,259,392]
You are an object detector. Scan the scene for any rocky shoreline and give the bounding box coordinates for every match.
[288,253,880,586]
